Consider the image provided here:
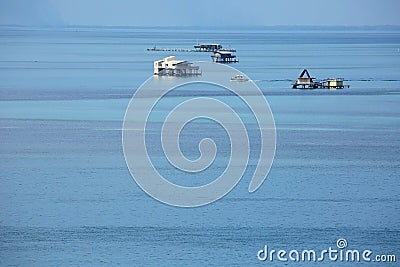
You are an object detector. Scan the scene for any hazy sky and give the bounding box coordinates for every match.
[1,0,399,27]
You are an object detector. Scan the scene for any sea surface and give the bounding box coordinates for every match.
[0,26,399,266]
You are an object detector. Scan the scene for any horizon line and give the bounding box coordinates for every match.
[1,24,400,29]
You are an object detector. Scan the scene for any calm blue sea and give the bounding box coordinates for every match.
[0,26,399,266]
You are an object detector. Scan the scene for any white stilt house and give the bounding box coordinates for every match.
[153,56,201,76]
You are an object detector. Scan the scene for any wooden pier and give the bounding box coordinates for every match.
[147,46,198,52]
[147,43,236,52]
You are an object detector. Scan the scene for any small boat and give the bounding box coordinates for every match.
[230,74,249,82]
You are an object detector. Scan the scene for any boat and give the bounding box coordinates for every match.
[230,74,249,82]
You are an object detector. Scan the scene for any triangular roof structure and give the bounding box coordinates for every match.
[299,69,312,78]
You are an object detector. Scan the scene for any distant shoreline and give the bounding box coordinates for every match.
[1,24,400,31]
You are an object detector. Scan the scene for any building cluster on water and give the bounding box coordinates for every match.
[148,43,239,63]
[149,43,349,88]
[151,43,239,77]
[292,69,349,89]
